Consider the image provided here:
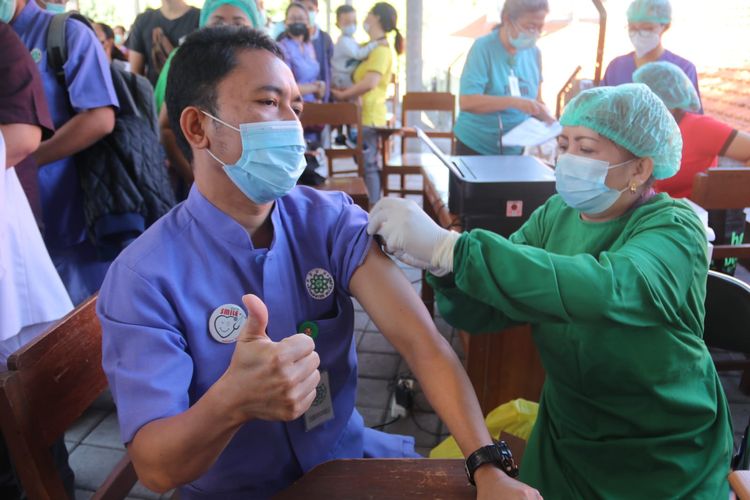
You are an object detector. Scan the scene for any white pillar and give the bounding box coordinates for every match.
[405,0,423,92]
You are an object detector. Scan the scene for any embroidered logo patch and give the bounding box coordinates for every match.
[305,268,334,300]
[30,48,42,63]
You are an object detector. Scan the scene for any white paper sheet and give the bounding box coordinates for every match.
[502,117,563,147]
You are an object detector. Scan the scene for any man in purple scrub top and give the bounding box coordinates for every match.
[9,0,119,305]
[97,27,539,500]
[601,0,701,111]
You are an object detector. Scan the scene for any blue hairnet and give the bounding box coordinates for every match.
[560,84,682,180]
[199,0,262,28]
[627,0,671,24]
[632,61,701,113]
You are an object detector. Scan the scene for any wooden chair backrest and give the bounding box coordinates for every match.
[301,102,361,128]
[691,168,750,260]
[300,102,364,177]
[691,167,750,210]
[400,92,456,155]
[0,296,136,499]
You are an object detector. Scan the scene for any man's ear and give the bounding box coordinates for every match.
[180,107,210,152]
[661,23,671,34]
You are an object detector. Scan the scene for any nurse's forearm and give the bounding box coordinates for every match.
[459,94,520,114]
[33,107,115,167]
[127,379,246,493]
[351,245,495,458]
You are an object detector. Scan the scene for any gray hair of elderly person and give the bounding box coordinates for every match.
[500,0,549,20]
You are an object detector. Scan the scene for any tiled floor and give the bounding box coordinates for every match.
[68,263,750,498]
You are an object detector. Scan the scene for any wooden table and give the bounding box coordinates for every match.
[275,459,473,499]
[421,161,546,414]
[317,176,370,211]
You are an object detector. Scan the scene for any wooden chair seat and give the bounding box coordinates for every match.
[0,296,138,499]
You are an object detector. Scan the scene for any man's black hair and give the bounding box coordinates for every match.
[165,26,283,163]
[336,4,355,20]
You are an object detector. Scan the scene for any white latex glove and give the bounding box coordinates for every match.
[368,198,460,275]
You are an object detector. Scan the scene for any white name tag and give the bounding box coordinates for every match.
[508,71,521,97]
[304,370,335,431]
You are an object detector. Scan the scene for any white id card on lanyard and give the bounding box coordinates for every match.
[508,70,521,97]
[304,370,335,431]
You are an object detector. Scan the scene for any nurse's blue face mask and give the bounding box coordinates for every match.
[555,153,636,215]
[509,21,540,50]
[201,111,307,205]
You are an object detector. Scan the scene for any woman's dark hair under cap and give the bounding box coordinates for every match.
[165,26,282,163]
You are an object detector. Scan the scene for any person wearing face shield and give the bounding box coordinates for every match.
[453,0,554,156]
[602,0,701,111]
[368,84,733,498]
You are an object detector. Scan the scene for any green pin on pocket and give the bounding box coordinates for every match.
[298,321,319,340]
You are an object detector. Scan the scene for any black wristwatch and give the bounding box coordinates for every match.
[464,440,519,485]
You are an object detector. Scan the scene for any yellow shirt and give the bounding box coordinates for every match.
[353,45,392,127]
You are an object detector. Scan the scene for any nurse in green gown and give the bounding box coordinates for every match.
[368,83,733,498]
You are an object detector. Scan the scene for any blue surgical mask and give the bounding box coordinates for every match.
[45,2,66,14]
[509,22,539,50]
[0,0,16,23]
[202,111,307,205]
[308,10,317,26]
[342,24,356,37]
[555,153,635,214]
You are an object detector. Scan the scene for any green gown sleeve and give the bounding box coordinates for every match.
[426,203,549,333]
[432,201,707,333]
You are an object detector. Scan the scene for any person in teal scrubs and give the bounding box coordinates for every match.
[454,0,553,156]
[369,83,733,498]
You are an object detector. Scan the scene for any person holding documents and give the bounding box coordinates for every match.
[369,84,732,498]
[454,0,553,156]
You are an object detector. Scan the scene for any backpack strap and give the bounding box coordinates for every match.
[46,12,94,87]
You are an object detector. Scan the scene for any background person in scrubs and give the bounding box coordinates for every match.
[155,0,262,194]
[453,0,553,156]
[369,84,733,498]
[98,27,539,500]
[601,0,701,110]
[9,0,119,305]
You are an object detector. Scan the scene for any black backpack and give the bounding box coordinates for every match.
[46,13,175,260]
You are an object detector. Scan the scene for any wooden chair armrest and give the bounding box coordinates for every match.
[91,453,138,500]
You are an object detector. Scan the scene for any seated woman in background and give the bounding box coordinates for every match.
[277,2,325,102]
[453,0,553,157]
[602,0,701,111]
[156,0,261,195]
[634,60,750,275]
[632,61,750,199]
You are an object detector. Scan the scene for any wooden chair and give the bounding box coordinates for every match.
[382,92,456,198]
[300,102,363,178]
[690,167,750,260]
[704,270,750,394]
[0,296,137,500]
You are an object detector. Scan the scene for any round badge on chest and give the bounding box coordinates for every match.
[208,304,247,344]
[305,268,335,300]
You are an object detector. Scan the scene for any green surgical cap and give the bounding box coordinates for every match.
[632,61,701,113]
[199,0,262,28]
[560,84,682,180]
[627,0,671,24]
